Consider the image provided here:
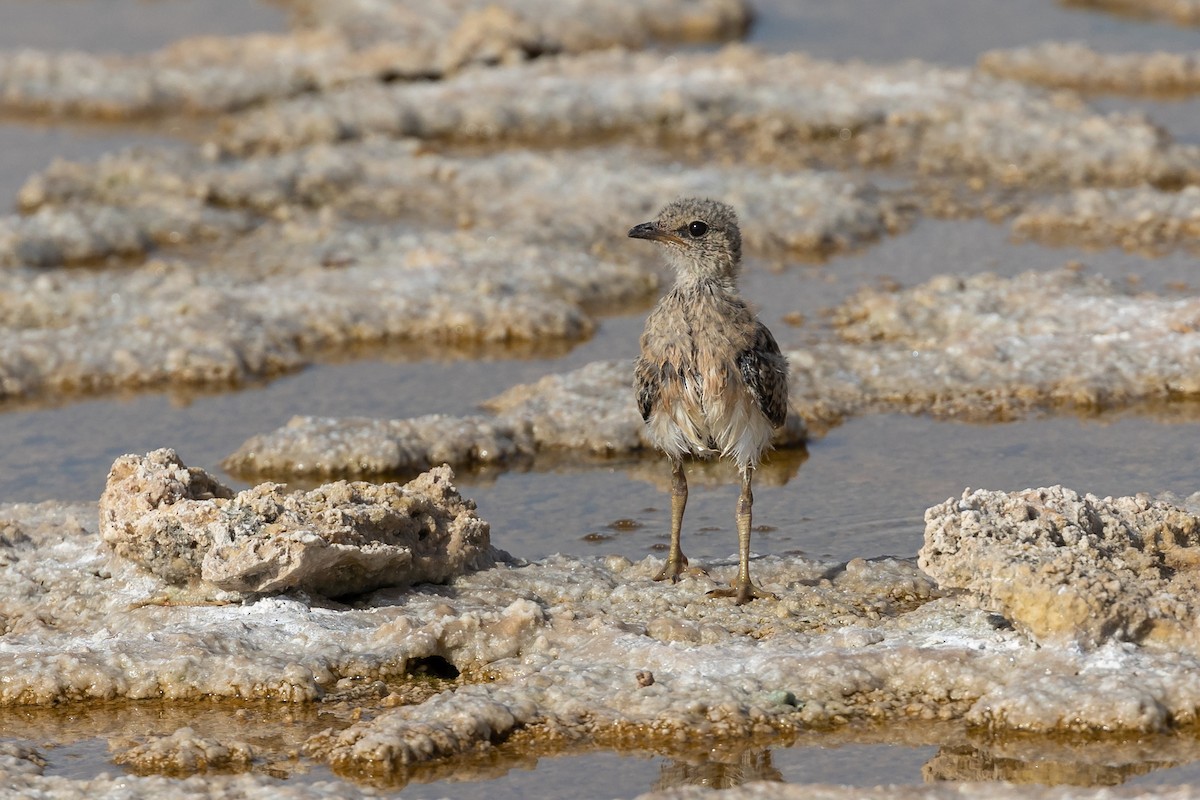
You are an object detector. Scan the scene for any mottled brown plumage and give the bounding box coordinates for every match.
[629,197,789,604]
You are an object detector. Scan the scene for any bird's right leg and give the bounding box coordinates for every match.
[654,459,689,582]
[709,468,777,604]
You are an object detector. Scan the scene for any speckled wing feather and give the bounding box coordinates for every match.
[633,356,659,422]
[737,322,789,428]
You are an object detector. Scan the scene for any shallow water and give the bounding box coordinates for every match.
[5,0,1200,797]
[33,736,941,796]
[748,0,1200,62]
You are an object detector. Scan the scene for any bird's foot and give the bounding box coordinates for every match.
[708,580,778,605]
[653,554,689,583]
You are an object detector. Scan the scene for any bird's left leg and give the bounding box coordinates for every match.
[710,468,778,604]
[654,458,689,582]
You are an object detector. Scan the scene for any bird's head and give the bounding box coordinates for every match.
[628,197,742,284]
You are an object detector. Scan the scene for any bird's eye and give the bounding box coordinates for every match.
[688,221,708,238]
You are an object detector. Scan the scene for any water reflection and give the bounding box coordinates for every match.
[924,743,1162,786]
[405,731,1200,796]
[7,705,1200,796]
[652,747,784,791]
[926,729,1200,788]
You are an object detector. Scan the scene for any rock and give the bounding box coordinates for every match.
[223,413,535,479]
[98,448,234,584]
[99,448,499,596]
[201,467,499,596]
[920,485,1200,649]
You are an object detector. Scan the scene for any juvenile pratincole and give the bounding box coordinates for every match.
[629,197,789,604]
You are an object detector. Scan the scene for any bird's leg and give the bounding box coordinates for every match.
[710,468,777,604]
[654,459,689,582]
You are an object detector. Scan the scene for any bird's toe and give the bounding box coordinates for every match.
[653,554,689,583]
[708,580,777,604]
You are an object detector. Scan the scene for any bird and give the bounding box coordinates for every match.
[628,197,789,604]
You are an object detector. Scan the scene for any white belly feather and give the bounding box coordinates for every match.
[646,373,774,473]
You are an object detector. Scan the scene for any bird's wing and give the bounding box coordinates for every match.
[737,322,789,428]
[633,356,659,422]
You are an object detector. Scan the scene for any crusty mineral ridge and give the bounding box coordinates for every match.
[0,226,652,401]
[287,0,752,53]
[1062,0,1200,26]
[222,360,808,478]
[980,41,1200,94]
[0,742,45,777]
[221,47,1200,188]
[0,0,749,117]
[99,449,499,596]
[12,142,905,264]
[112,727,254,775]
[0,771,378,800]
[226,270,1200,479]
[920,485,1200,649]
[1011,185,1200,252]
[0,496,540,703]
[7,489,1200,772]
[0,141,903,402]
[810,268,1200,422]
[0,200,254,268]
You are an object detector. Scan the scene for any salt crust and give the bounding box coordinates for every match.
[980,41,1200,93]
[111,726,254,775]
[0,226,651,401]
[0,773,1198,800]
[6,480,1200,764]
[221,47,1198,188]
[1061,0,1200,26]
[0,142,901,402]
[1012,185,1200,252]
[808,268,1200,422]
[6,474,1200,799]
[0,742,46,777]
[0,0,749,116]
[12,141,905,264]
[224,360,806,477]
[922,486,1200,650]
[226,269,1200,478]
[0,771,379,800]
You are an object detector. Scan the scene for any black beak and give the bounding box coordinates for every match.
[628,222,683,244]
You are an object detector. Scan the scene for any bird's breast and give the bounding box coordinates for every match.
[639,286,773,468]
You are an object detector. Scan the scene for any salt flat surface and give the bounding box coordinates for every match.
[4,0,1200,797]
